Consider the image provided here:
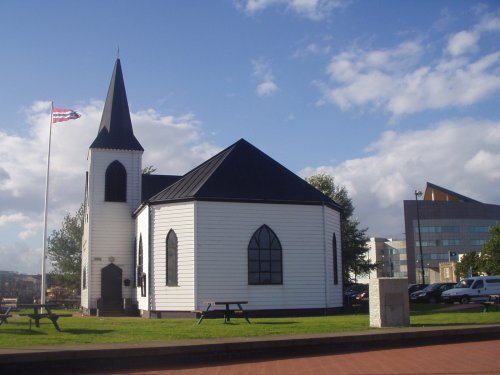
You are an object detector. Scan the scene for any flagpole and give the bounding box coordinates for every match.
[41,102,54,308]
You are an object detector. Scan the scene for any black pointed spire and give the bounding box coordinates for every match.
[90,59,144,151]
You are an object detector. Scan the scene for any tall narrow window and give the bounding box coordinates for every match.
[166,230,178,286]
[133,237,137,288]
[137,235,143,288]
[333,233,338,285]
[105,160,127,202]
[82,266,87,290]
[248,225,282,285]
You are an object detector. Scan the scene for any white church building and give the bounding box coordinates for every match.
[80,59,343,318]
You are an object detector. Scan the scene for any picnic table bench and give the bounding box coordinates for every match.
[17,304,72,331]
[196,301,251,325]
[0,306,13,326]
[482,294,500,313]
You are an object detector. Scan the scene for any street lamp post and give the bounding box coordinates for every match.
[415,190,425,285]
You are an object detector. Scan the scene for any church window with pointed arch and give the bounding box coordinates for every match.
[333,233,339,285]
[105,160,127,202]
[166,230,178,286]
[82,266,87,290]
[248,225,282,285]
[137,235,147,296]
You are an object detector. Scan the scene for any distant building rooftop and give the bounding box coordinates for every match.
[423,182,480,203]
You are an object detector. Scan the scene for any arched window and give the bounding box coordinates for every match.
[333,233,339,285]
[105,160,127,202]
[248,225,282,285]
[137,235,143,288]
[166,230,178,286]
[133,237,137,288]
[82,266,87,290]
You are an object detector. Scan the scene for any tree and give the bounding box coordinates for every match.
[481,225,500,275]
[47,204,84,293]
[455,251,481,279]
[305,174,376,284]
[142,165,157,175]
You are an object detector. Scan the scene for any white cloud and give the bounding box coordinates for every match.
[237,0,346,20]
[256,81,278,97]
[0,242,41,274]
[300,118,500,238]
[252,58,278,97]
[319,14,500,117]
[446,30,480,56]
[0,101,221,274]
[465,150,500,180]
[0,212,39,240]
[445,13,500,57]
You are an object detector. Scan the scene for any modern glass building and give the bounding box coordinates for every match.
[404,182,500,284]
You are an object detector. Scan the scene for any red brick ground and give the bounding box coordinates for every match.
[110,339,500,375]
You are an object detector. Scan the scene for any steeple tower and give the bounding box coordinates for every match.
[81,58,143,316]
[90,58,143,151]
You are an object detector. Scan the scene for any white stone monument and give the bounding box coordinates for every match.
[369,278,409,328]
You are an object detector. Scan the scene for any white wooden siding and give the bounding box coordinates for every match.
[325,207,343,306]
[135,206,150,310]
[84,148,142,309]
[149,202,195,311]
[195,201,342,310]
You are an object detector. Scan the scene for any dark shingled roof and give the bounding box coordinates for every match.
[149,139,342,211]
[90,59,144,151]
[142,174,182,202]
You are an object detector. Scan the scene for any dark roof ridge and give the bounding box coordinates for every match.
[148,141,235,202]
[149,138,342,211]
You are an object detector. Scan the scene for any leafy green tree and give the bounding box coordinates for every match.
[455,251,482,279]
[305,174,375,284]
[47,204,84,292]
[481,225,500,275]
[142,165,157,175]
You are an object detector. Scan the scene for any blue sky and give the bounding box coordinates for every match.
[1,0,499,274]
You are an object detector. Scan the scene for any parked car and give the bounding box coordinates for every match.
[410,282,455,303]
[344,284,368,304]
[408,283,428,296]
[355,287,369,302]
[441,276,500,304]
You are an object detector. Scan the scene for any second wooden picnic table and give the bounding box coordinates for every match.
[197,301,251,325]
[17,304,71,331]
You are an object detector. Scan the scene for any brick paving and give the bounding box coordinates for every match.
[108,339,500,375]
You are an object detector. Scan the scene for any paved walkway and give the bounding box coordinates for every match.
[2,324,500,374]
[100,339,500,375]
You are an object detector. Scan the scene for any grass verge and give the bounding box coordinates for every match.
[0,304,498,348]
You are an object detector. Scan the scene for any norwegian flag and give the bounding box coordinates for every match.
[52,107,81,123]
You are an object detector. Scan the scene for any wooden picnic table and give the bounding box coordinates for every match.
[196,301,251,325]
[0,306,13,326]
[482,294,500,312]
[17,304,72,331]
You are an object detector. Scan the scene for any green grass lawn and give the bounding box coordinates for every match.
[1,304,499,348]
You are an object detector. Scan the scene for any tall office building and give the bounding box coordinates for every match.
[404,182,500,284]
[357,238,407,284]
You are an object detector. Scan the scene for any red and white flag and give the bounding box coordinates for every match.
[52,107,81,123]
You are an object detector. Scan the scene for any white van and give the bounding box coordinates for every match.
[441,276,500,304]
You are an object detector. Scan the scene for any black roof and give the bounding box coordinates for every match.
[142,174,182,202]
[149,139,342,211]
[90,59,144,151]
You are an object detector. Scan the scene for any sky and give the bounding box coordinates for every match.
[0,0,499,274]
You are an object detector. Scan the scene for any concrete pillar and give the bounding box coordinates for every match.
[369,278,409,328]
